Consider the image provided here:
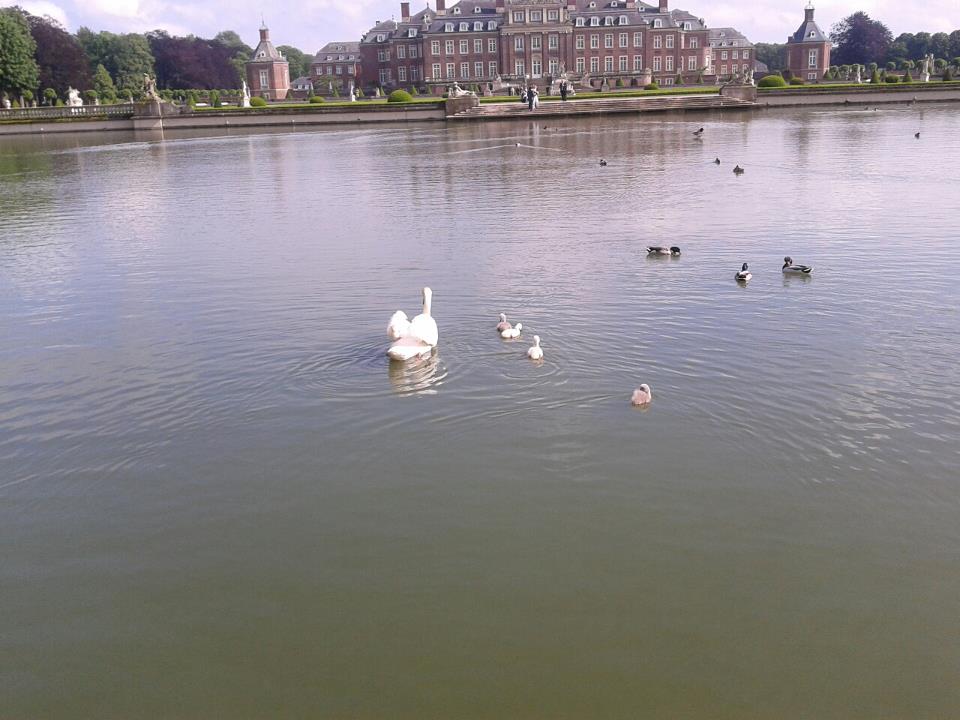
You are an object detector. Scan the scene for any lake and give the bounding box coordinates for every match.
[2,105,959,718]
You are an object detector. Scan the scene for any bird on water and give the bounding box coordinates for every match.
[631,384,652,406]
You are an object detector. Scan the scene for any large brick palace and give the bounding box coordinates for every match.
[248,0,801,99]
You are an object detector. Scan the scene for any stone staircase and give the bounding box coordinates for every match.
[449,93,754,120]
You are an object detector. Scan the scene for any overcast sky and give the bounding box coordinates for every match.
[7,0,960,53]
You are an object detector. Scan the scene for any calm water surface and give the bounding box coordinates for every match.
[2,106,960,718]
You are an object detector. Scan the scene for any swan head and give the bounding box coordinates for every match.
[421,287,432,314]
[533,335,540,346]
[631,385,652,405]
[515,323,522,331]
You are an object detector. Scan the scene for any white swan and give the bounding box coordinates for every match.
[782,256,813,274]
[735,262,752,283]
[496,313,512,333]
[501,322,522,339]
[387,310,410,340]
[527,335,543,360]
[387,287,438,361]
[631,384,652,406]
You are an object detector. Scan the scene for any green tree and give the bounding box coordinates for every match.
[753,42,786,71]
[830,12,893,65]
[77,28,154,92]
[43,86,56,104]
[93,64,117,102]
[215,30,254,85]
[0,8,39,97]
[277,45,310,79]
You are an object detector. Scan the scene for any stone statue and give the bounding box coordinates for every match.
[1,95,10,110]
[922,53,933,82]
[348,80,356,102]
[66,87,83,107]
[854,65,862,83]
[241,80,251,108]
[447,81,475,98]
[143,74,160,101]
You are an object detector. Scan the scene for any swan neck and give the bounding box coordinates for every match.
[422,288,432,316]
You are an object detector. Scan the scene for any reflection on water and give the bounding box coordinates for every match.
[2,106,960,719]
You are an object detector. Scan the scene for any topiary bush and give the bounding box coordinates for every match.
[43,88,56,105]
[902,69,912,83]
[644,82,659,90]
[84,90,98,103]
[871,69,881,84]
[885,75,899,83]
[674,72,683,85]
[615,78,624,87]
[944,67,954,81]
[789,76,805,85]
[209,89,221,107]
[885,61,896,71]
[758,74,788,88]
[309,95,325,103]
[387,89,413,103]
[249,96,267,107]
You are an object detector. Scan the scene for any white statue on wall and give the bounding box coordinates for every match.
[922,54,933,82]
[241,80,251,108]
[854,65,862,83]
[66,87,83,107]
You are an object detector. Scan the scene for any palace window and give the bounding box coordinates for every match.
[721,50,727,59]
[398,66,406,81]
[489,61,498,76]
[488,21,497,30]
[460,39,468,53]
[549,58,559,74]
[398,45,406,58]
[633,54,643,70]
[377,49,387,61]
[604,56,613,71]
[408,28,417,37]
[576,34,584,49]
[590,34,599,49]
[634,32,642,47]
[653,56,661,70]
[549,34,558,49]
[515,36,524,50]
[591,17,599,27]
[488,38,497,52]
[576,57,585,72]
[377,34,386,42]
[532,58,541,75]
[513,11,524,21]
[619,55,627,71]
[432,62,441,78]
[411,66,420,80]
[732,49,738,59]
[378,68,390,84]
[446,62,455,78]
[742,49,749,59]
[431,40,440,54]
[459,22,468,31]
[619,32,628,47]
[688,55,696,70]
[653,19,662,28]
[604,33,613,48]
[335,65,343,74]
[808,49,818,68]
[444,23,453,31]
[663,76,673,84]
[475,61,483,77]
[475,39,483,53]
[531,10,542,21]
[683,21,691,30]
[474,21,482,31]
[532,35,541,49]
[515,59,525,75]
[653,35,661,48]
[665,34,674,48]
[576,17,585,27]
[689,37,698,49]
[446,40,455,53]
[453,6,461,13]
[605,16,613,26]
[461,62,470,77]
[720,63,727,74]
[548,9,558,20]
[619,15,627,25]
[665,55,673,70]
[259,70,269,88]
[590,56,599,72]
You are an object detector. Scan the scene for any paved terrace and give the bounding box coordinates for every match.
[449,93,755,120]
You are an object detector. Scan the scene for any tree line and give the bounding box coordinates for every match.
[0,7,312,105]
[750,14,960,72]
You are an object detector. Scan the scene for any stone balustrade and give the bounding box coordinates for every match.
[0,103,138,121]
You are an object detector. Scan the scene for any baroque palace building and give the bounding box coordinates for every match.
[358,0,713,94]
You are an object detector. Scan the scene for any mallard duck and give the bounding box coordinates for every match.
[735,263,752,283]
[733,165,745,175]
[599,158,608,166]
[915,132,920,139]
[646,246,681,256]
[501,322,522,339]
[527,335,543,360]
[631,384,652,406]
[496,313,512,332]
[714,157,721,164]
[782,256,812,274]
[693,127,704,137]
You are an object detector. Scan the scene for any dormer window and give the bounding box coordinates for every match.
[487,20,497,29]
[605,16,613,25]
[619,15,627,24]
[611,0,618,5]
[408,28,417,37]
[588,1,596,6]
[590,16,599,26]
[808,31,815,37]
[473,21,482,30]
[653,19,662,27]
[376,33,386,41]
[453,6,461,13]
[258,51,265,57]
[474,6,481,12]
[575,17,585,26]
[683,21,691,30]
[459,22,468,30]
[445,22,453,31]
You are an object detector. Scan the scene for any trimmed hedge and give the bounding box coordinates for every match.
[885,75,900,83]
[309,96,325,103]
[387,89,413,103]
[249,96,267,107]
[758,74,788,88]
[789,77,805,85]
[644,82,659,90]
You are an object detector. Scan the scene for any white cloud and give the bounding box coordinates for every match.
[15,0,69,26]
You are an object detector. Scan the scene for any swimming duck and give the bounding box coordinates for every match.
[735,263,752,283]
[631,384,652,406]
[782,256,813,274]
[496,313,512,333]
[599,159,608,166]
[501,322,522,339]
[714,157,721,164]
[527,335,543,360]
[387,287,438,361]
[646,246,681,256]
[733,165,745,175]
[693,127,704,137]
[915,132,920,139]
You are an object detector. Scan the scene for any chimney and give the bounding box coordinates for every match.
[658,0,668,11]
[436,0,446,15]
[496,0,505,11]
[804,3,815,22]
[401,1,410,21]
[259,27,269,42]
